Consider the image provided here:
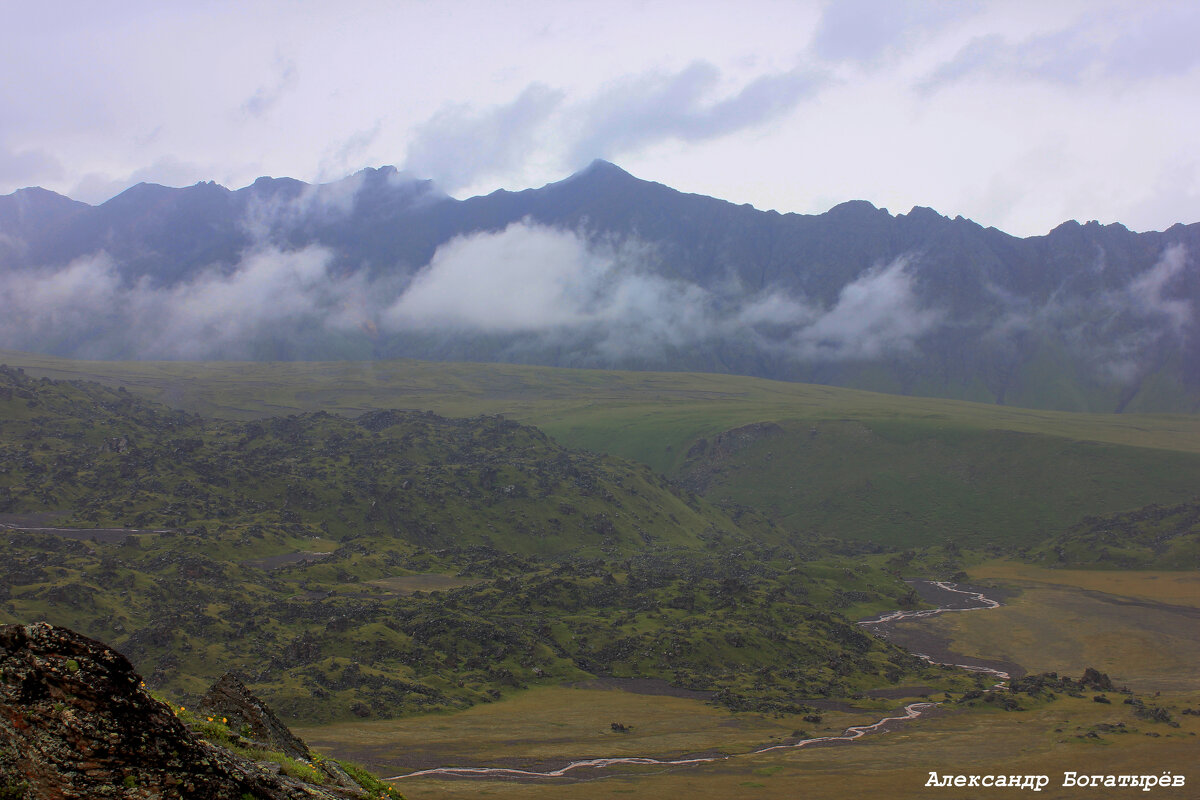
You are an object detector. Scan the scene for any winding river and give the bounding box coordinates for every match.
[390,580,1004,782]
[859,580,1011,686]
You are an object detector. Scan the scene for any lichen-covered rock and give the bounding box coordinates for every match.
[0,622,357,799]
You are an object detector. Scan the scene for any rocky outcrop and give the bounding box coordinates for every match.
[0,622,362,799]
[679,422,784,492]
[200,673,312,764]
[199,673,360,791]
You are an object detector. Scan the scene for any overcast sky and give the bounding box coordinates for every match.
[3,0,1198,237]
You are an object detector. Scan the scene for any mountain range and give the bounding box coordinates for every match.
[2,161,1197,412]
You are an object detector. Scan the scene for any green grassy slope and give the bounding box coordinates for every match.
[1028,502,1200,569]
[4,351,1198,549]
[677,418,1200,547]
[5,351,1200,468]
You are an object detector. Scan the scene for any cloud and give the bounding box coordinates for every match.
[70,156,212,205]
[566,61,825,165]
[240,165,443,246]
[400,61,825,192]
[380,221,716,361]
[981,243,1195,384]
[0,145,65,187]
[922,30,1095,89]
[403,84,565,192]
[1126,242,1192,336]
[1095,4,1200,81]
[811,0,978,65]
[143,246,364,358]
[382,221,937,364]
[781,258,942,360]
[0,218,947,365]
[20,220,1186,385]
[0,256,124,356]
[240,58,299,118]
[238,171,367,241]
[922,5,1200,91]
[383,222,609,332]
[317,124,382,183]
[1125,159,1200,233]
[0,245,384,360]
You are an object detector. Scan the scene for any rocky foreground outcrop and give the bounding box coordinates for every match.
[198,672,362,791]
[0,622,369,799]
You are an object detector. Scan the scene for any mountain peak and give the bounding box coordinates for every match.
[905,205,944,219]
[826,199,882,219]
[8,185,70,201]
[2,185,90,211]
[575,159,635,180]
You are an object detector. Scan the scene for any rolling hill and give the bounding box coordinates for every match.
[4,351,1199,548]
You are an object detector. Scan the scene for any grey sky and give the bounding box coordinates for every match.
[2,0,1198,236]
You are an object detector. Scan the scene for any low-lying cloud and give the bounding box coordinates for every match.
[782,258,941,361]
[981,243,1195,385]
[0,221,940,364]
[0,245,378,360]
[384,222,939,363]
[1,222,1190,390]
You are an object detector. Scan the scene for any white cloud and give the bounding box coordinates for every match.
[922,4,1200,90]
[0,220,1189,379]
[784,258,942,360]
[383,222,608,332]
[383,221,940,363]
[403,85,565,193]
[0,245,378,359]
[564,61,826,166]
[0,145,64,187]
[240,58,299,118]
[980,242,1196,385]
[812,0,979,65]
[1126,242,1192,336]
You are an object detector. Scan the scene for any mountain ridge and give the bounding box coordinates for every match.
[1,162,1197,412]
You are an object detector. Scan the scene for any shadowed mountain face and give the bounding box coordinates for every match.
[2,161,1198,412]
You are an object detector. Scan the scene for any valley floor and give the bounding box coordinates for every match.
[297,561,1200,799]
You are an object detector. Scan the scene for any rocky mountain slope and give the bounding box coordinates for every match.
[2,162,1197,412]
